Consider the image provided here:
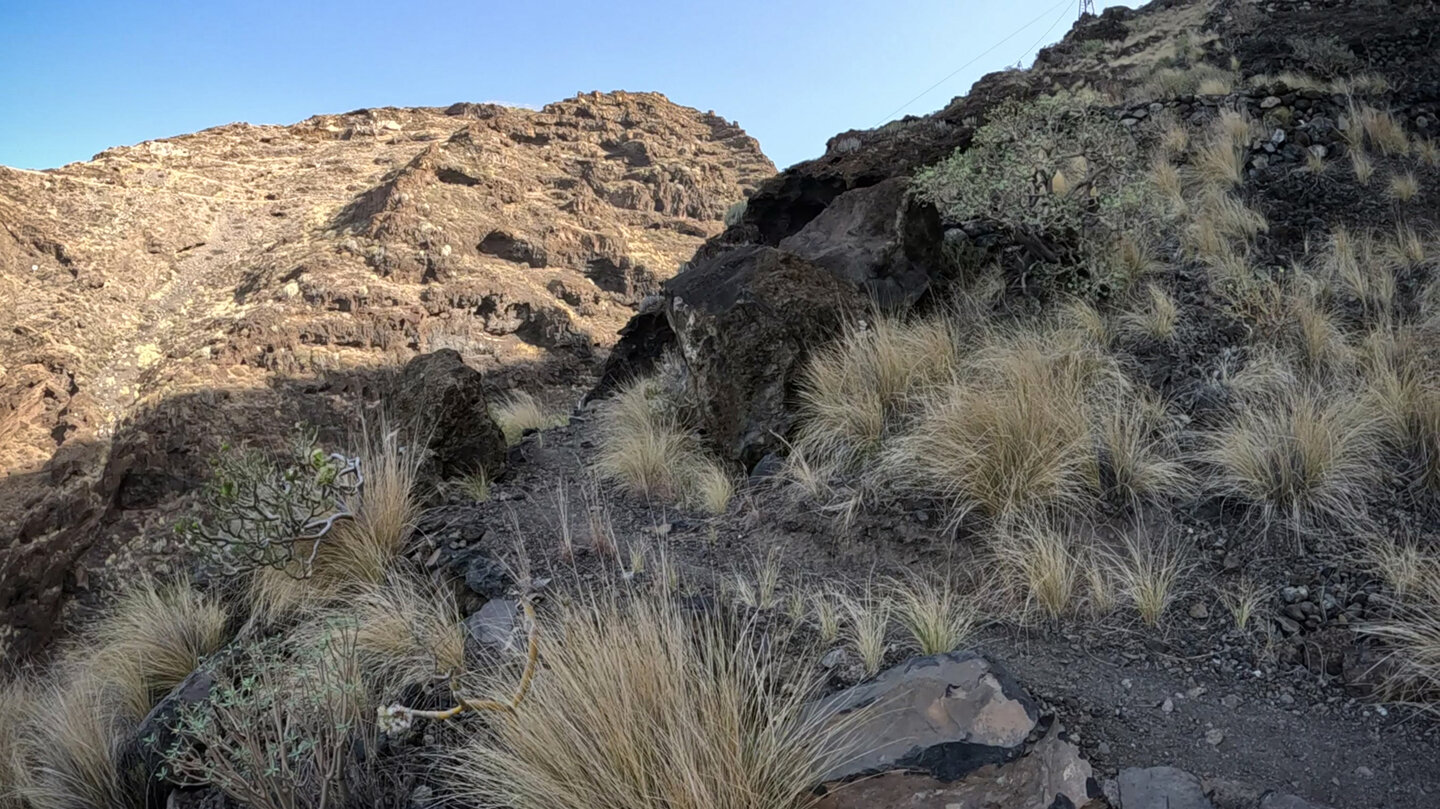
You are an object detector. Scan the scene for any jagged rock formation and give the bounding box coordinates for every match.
[0,91,772,658]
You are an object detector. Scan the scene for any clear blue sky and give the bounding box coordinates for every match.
[0,0,1135,171]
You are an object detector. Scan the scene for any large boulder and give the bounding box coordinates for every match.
[664,245,863,467]
[392,350,507,479]
[814,651,1040,783]
[776,176,949,308]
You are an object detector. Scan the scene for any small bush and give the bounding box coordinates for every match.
[443,594,853,809]
[916,94,1145,244]
[723,199,748,227]
[1287,35,1357,78]
[990,516,1079,620]
[1389,171,1420,203]
[1106,527,1186,626]
[161,631,381,809]
[890,578,977,655]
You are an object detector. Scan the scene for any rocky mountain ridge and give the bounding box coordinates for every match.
[0,91,772,656]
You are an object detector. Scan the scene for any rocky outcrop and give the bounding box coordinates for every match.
[666,246,863,467]
[393,350,507,480]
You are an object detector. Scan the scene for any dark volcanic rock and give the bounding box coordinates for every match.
[665,245,862,467]
[393,350,507,480]
[777,177,951,307]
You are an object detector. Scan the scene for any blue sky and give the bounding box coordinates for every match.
[0,0,1135,171]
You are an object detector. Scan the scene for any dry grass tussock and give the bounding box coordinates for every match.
[1321,227,1395,322]
[593,374,734,513]
[443,594,856,809]
[10,579,230,809]
[1349,104,1409,156]
[299,573,467,695]
[1193,110,1253,189]
[890,577,977,655]
[793,313,959,479]
[1,677,35,809]
[1120,283,1179,340]
[1388,171,1420,203]
[1203,381,1380,526]
[493,390,567,445]
[251,426,425,618]
[839,589,892,677]
[989,516,1080,620]
[1105,527,1186,626]
[1360,331,1440,489]
[884,321,1177,520]
[1358,541,1440,705]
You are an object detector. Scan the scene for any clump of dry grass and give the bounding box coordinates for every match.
[1288,290,1351,374]
[890,578,977,655]
[78,578,230,705]
[990,516,1080,620]
[1323,227,1395,321]
[1387,224,1427,266]
[1415,138,1440,168]
[1112,233,1165,287]
[251,427,425,618]
[1351,149,1375,185]
[687,461,735,515]
[1194,110,1252,188]
[1219,577,1266,632]
[1357,543,1440,705]
[0,677,35,808]
[1106,528,1186,626]
[1141,63,1236,100]
[1093,395,1189,505]
[1353,105,1409,156]
[794,314,959,479]
[18,664,148,809]
[733,551,783,611]
[1389,171,1420,203]
[839,590,892,677]
[811,591,842,644]
[1203,384,1379,525]
[885,327,1124,521]
[309,574,466,694]
[593,375,737,513]
[443,594,853,809]
[493,390,567,445]
[1150,158,1185,211]
[1120,283,1180,341]
[1361,335,1440,489]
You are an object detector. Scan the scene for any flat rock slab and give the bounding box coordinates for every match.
[815,732,1094,809]
[1118,766,1213,809]
[817,651,1039,782]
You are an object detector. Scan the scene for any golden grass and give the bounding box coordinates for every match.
[1289,292,1351,374]
[1324,227,1395,321]
[493,390,566,445]
[1106,528,1185,626]
[1329,74,1389,95]
[890,577,977,655]
[794,314,959,478]
[1415,138,1440,168]
[1219,577,1265,632]
[1389,171,1420,203]
[1120,283,1179,340]
[687,460,735,515]
[1093,395,1190,505]
[0,677,35,809]
[734,551,782,611]
[811,591,842,644]
[1195,120,1248,188]
[991,516,1080,620]
[1306,148,1325,173]
[1150,158,1186,211]
[459,469,491,502]
[317,574,467,694]
[1140,63,1236,100]
[1387,224,1428,266]
[1197,76,1234,96]
[1203,385,1379,525]
[78,578,229,706]
[251,426,425,618]
[1361,336,1440,489]
[1351,149,1374,185]
[1112,232,1165,287]
[1357,544,1440,705]
[885,327,1123,520]
[18,661,147,809]
[443,594,852,809]
[1160,120,1190,155]
[839,590,891,677]
[1355,105,1409,156]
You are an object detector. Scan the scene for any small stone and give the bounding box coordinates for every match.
[820,648,848,669]
[1221,694,1242,709]
[1261,95,1283,109]
[1097,741,1112,755]
[1356,766,1374,778]
[1205,728,1225,746]
[1189,602,1210,620]
[1161,697,1175,714]
[1282,585,1308,603]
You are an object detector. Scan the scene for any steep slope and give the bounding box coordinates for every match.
[0,91,772,657]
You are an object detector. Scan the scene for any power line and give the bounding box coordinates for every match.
[873,0,1073,126]
[1014,0,1078,68]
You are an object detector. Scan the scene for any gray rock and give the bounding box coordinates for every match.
[465,598,519,652]
[813,651,1038,782]
[463,552,511,599]
[1261,95,1282,109]
[1117,767,1213,809]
